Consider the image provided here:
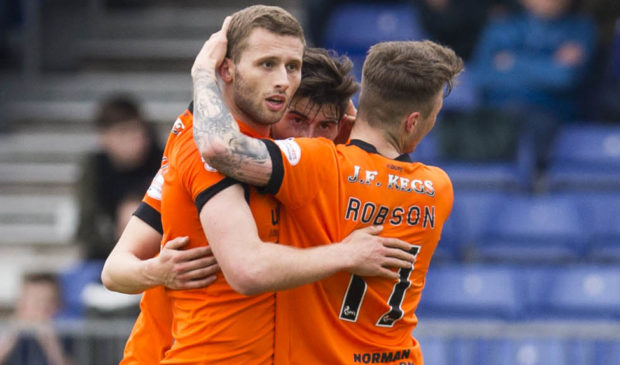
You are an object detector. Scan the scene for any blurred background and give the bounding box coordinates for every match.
[0,0,619,364]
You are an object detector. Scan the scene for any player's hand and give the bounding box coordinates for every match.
[149,237,220,290]
[554,41,585,67]
[341,226,417,280]
[191,16,231,79]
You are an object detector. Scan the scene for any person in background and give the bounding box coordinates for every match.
[418,0,502,61]
[0,273,73,365]
[470,0,595,166]
[75,95,163,261]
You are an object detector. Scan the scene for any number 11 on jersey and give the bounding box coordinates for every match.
[339,245,421,327]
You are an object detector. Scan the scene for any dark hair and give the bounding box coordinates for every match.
[358,40,464,126]
[226,5,305,62]
[95,95,143,130]
[295,47,360,120]
[22,272,59,288]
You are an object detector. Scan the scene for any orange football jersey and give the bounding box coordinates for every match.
[159,108,279,365]
[260,138,453,365]
[121,164,171,365]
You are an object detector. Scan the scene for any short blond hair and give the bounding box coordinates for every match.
[226,5,305,62]
[358,40,464,126]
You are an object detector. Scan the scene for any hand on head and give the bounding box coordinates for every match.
[191,16,232,79]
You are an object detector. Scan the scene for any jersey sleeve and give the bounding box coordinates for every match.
[133,167,165,234]
[260,137,337,209]
[177,141,238,213]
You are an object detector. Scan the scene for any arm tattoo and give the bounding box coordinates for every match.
[193,72,273,186]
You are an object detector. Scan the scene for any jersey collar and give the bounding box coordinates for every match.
[348,139,412,163]
[237,120,266,138]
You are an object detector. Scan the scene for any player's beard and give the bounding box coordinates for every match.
[232,70,286,126]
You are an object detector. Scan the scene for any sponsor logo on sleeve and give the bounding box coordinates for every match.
[171,118,185,135]
[274,138,301,166]
[147,168,165,200]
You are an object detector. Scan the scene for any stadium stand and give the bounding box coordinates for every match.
[1,1,620,364]
[529,265,620,320]
[474,194,588,262]
[322,2,426,82]
[418,264,524,319]
[544,123,620,191]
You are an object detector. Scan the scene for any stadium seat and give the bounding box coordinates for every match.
[504,338,569,365]
[418,264,523,319]
[530,265,620,319]
[559,192,620,262]
[440,190,509,259]
[322,2,427,83]
[417,336,449,365]
[323,2,426,55]
[593,340,620,365]
[443,126,535,192]
[409,130,440,165]
[475,195,587,262]
[442,70,480,113]
[58,260,104,319]
[545,124,620,191]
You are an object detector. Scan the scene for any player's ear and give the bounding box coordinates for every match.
[404,112,420,134]
[218,58,234,83]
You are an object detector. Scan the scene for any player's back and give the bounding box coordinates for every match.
[269,138,453,365]
[160,108,278,365]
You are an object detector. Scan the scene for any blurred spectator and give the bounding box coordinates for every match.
[75,95,162,261]
[0,273,73,365]
[417,0,516,61]
[470,0,595,166]
[579,1,620,122]
[0,0,22,68]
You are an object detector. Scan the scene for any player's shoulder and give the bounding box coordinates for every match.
[416,163,453,195]
[275,136,335,165]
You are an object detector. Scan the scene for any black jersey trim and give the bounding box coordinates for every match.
[187,101,193,114]
[195,177,239,213]
[257,139,284,195]
[242,183,251,203]
[348,139,412,162]
[133,202,163,235]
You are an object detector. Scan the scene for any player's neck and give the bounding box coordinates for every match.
[223,89,271,138]
[349,118,401,159]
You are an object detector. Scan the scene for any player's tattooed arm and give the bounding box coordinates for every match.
[191,16,273,186]
[192,72,273,187]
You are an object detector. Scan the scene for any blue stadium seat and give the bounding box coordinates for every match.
[410,130,535,194]
[559,192,620,261]
[530,265,620,319]
[417,336,449,365]
[475,195,587,262]
[442,69,480,113]
[452,337,588,365]
[593,340,620,365]
[58,260,104,319]
[442,190,509,259]
[323,2,426,54]
[323,2,427,83]
[418,264,523,319]
[439,131,535,192]
[545,124,620,191]
[409,130,440,165]
[504,338,569,365]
